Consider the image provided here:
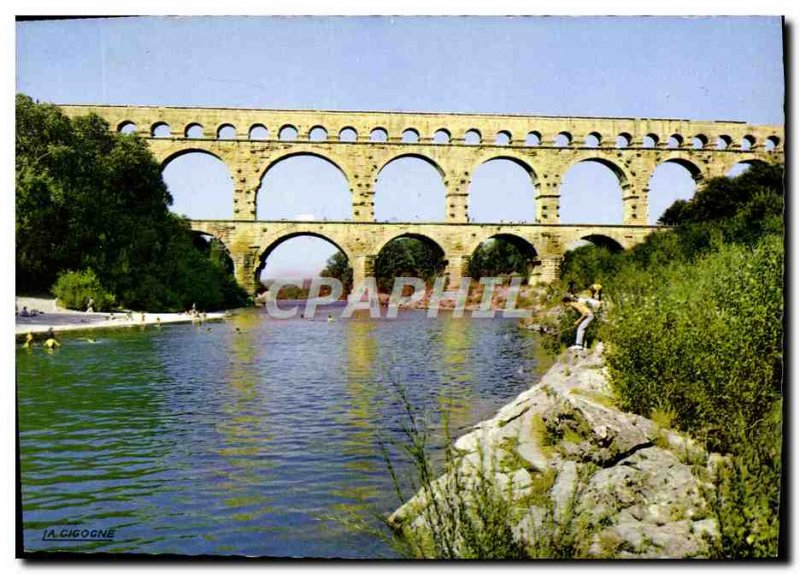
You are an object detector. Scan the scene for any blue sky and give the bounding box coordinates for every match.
[16,16,784,278]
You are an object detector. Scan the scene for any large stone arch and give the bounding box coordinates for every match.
[463,230,537,259]
[373,155,448,223]
[465,231,542,284]
[466,154,539,223]
[255,152,353,221]
[376,153,447,180]
[257,229,354,264]
[189,229,237,273]
[469,151,539,183]
[657,157,705,183]
[160,148,236,220]
[579,233,625,252]
[723,157,771,176]
[158,147,230,170]
[373,230,448,259]
[564,156,632,193]
[254,229,354,285]
[256,151,351,188]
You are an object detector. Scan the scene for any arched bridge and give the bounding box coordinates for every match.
[60,104,784,294]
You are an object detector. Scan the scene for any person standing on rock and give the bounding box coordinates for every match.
[562,295,594,350]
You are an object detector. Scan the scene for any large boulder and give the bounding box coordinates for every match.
[388,344,719,558]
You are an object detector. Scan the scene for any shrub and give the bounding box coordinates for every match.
[51,268,115,311]
[604,235,783,453]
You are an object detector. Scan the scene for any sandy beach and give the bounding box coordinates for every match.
[15,297,226,342]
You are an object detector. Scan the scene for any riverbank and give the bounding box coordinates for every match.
[15,297,226,342]
[388,344,721,558]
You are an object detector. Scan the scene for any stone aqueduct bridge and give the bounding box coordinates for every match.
[62,105,784,294]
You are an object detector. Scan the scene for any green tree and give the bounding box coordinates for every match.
[374,238,446,292]
[467,238,532,279]
[15,94,248,311]
[321,251,353,292]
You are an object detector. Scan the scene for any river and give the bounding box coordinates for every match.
[17,306,549,558]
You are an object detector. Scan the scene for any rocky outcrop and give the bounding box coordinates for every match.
[388,344,720,558]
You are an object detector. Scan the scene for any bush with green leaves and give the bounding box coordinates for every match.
[16,94,249,311]
[51,269,115,311]
[549,162,784,558]
[603,235,782,453]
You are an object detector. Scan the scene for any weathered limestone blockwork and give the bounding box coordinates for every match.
[60,104,783,293]
[190,220,658,294]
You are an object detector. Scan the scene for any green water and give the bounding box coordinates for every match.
[17,307,549,557]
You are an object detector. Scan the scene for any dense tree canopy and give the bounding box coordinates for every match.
[16,94,247,311]
[373,237,446,292]
[467,238,533,280]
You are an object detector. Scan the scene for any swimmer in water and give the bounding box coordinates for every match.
[327,314,334,322]
[43,337,61,349]
[23,332,35,348]
[155,317,162,328]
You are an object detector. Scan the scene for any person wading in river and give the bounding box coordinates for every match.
[562,295,594,350]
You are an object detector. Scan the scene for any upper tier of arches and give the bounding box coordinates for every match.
[61,105,781,154]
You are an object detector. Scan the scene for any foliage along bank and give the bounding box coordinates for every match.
[16,95,248,312]
[557,162,784,557]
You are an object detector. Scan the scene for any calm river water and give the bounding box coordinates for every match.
[17,306,549,558]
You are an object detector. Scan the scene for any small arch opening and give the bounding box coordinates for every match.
[339,127,358,142]
[642,134,658,148]
[433,129,451,144]
[249,124,269,140]
[691,135,708,149]
[118,121,137,135]
[765,136,780,151]
[279,125,298,141]
[554,132,571,147]
[402,128,420,144]
[309,126,328,142]
[585,133,601,148]
[667,134,683,149]
[741,135,755,151]
[464,129,481,145]
[152,122,171,138]
[495,131,512,146]
[716,135,732,150]
[525,131,541,146]
[616,133,631,148]
[370,128,388,143]
[185,123,204,139]
[217,124,236,140]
